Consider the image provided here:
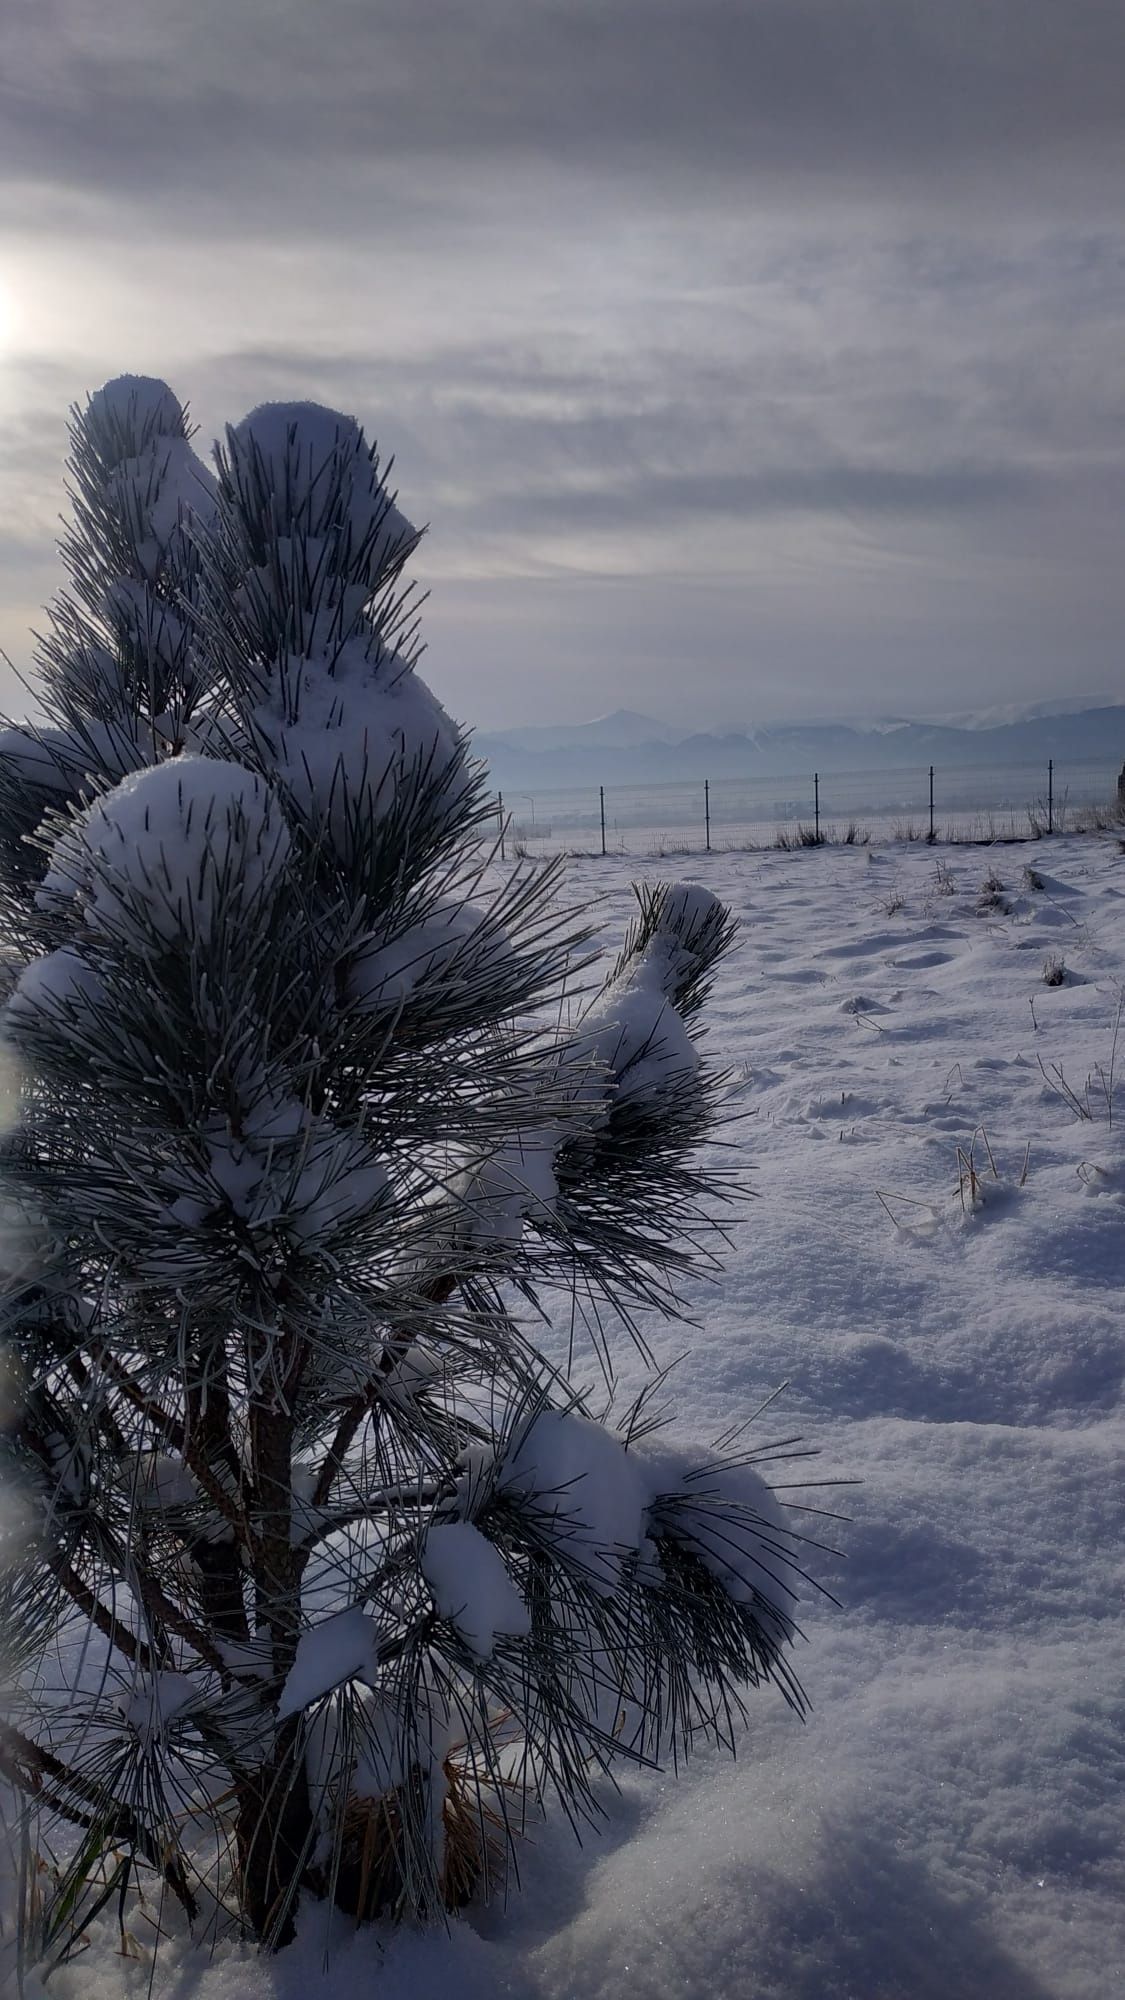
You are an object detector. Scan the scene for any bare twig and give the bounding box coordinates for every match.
[1036,1054,1093,1121]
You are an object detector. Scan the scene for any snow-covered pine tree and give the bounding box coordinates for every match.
[0,385,817,1962]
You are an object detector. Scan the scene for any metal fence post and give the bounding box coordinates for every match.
[929,764,935,842]
[705,778,711,852]
[498,791,505,861]
[814,772,820,842]
[599,784,606,857]
[1048,759,1053,835]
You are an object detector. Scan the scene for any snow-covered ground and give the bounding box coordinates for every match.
[30,833,1125,2000]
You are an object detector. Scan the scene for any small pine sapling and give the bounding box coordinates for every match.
[0,385,823,1964]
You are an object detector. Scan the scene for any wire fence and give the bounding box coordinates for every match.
[494,759,1125,858]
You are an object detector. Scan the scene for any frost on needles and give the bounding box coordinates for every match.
[0,380,820,1962]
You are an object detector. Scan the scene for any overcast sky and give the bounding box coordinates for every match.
[1,0,1124,731]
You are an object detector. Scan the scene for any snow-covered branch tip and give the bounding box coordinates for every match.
[605,879,741,1018]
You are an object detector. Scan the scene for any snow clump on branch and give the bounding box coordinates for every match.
[206,401,465,862]
[0,375,218,898]
[36,755,291,947]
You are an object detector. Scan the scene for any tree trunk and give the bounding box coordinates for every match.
[238,1335,313,1946]
[235,1720,313,1947]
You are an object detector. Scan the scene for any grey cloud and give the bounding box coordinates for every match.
[8,256,1124,599]
[3,0,1125,227]
[475,463,1036,538]
[180,256,1125,540]
[3,3,1125,726]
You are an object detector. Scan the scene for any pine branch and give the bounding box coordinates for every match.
[309,1272,457,1512]
[125,1555,229,1676]
[94,1348,186,1454]
[41,1548,158,1676]
[64,1350,129,1459]
[0,1721,199,1922]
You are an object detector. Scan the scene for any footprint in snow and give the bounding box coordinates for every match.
[741,1064,784,1088]
[803,1091,885,1121]
[889,948,955,970]
[817,931,908,960]
[911,1103,971,1130]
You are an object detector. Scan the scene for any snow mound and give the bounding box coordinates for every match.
[166,1097,389,1249]
[80,376,217,587]
[104,435,215,572]
[6,947,106,1032]
[452,1130,560,1253]
[575,978,699,1114]
[500,1408,649,1594]
[253,644,462,849]
[278,1608,381,1719]
[648,882,724,978]
[121,1670,199,1745]
[421,1521,530,1659]
[345,900,510,1016]
[39,755,291,947]
[644,1446,804,1619]
[227,401,415,560]
[85,375,186,448]
[566,878,715,1116]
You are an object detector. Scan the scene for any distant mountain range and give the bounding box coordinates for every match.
[482,709,683,754]
[475,704,1125,788]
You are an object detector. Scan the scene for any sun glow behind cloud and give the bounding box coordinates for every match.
[0,274,15,355]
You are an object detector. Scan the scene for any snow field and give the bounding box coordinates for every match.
[28,832,1125,2000]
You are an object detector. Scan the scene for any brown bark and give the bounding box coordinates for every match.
[234,1718,312,1947]
[185,1336,251,1645]
[235,1325,313,1946]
